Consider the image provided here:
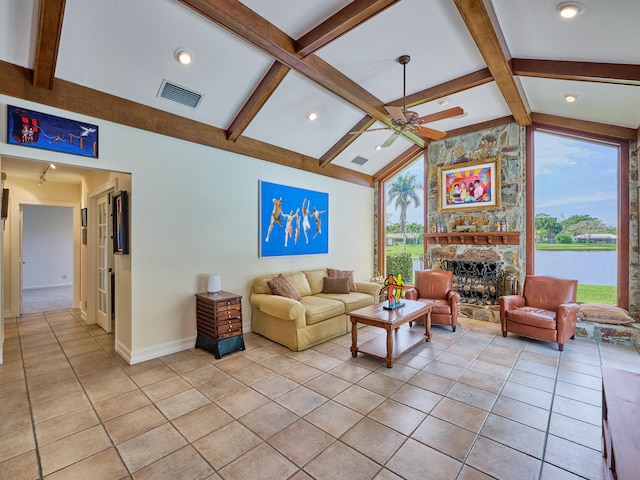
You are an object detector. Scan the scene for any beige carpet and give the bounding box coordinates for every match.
[22,285,73,314]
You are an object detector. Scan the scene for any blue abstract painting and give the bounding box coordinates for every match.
[260,181,328,257]
[7,105,98,158]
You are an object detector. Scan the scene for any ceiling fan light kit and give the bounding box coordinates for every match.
[350,54,463,148]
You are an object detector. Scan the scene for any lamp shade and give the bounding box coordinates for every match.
[207,274,221,293]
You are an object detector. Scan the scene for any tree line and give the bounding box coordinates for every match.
[535,213,616,243]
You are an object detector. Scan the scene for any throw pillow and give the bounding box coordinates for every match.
[327,268,357,292]
[577,304,635,325]
[322,276,350,294]
[267,274,301,300]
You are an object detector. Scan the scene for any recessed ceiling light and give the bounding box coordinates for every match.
[306,112,318,121]
[453,112,468,119]
[557,2,585,18]
[564,93,581,103]
[49,163,56,169]
[437,99,450,106]
[375,145,382,151]
[174,49,192,65]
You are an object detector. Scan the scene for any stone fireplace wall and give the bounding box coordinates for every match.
[426,123,526,322]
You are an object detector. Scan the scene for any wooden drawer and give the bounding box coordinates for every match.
[216,319,242,335]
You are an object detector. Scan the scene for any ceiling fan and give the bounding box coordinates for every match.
[351,55,464,148]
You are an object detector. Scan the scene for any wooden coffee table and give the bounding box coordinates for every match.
[349,299,435,368]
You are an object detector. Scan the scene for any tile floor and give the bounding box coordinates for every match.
[2,308,640,479]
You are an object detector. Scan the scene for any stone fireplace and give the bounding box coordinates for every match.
[426,244,521,323]
[443,259,504,306]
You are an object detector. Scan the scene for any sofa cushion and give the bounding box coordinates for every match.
[428,299,452,315]
[328,268,356,292]
[507,307,557,330]
[323,276,350,294]
[283,271,312,297]
[577,304,635,324]
[304,269,329,295]
[253,274,276,295]
[299,296,345,325]
[317,291,375,312]
[267,275,301,300]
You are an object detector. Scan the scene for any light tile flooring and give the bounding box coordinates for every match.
[2,309,640,480]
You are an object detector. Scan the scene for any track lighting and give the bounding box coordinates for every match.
[37,163,56,186]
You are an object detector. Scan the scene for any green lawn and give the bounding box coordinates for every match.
[577,284,617,304]
[385,244,424,257]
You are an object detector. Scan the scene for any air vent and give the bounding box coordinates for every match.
[157,80,203,108]
[351,156,369,166]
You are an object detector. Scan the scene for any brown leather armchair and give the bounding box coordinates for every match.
[499,275,579,351]
[405,269,460,332]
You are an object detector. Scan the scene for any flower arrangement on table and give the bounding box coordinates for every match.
[380,273,406,310]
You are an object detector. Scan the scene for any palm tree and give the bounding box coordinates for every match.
[387,172,422,249]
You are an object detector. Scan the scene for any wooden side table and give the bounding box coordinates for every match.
[601,367,640,480]
[195,291,245,359]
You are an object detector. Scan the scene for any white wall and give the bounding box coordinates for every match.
[22,205,73,289]
[0,96,375,363]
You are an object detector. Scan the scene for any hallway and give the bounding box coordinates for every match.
[1,307,639,479]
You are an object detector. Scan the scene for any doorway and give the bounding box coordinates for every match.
[22,205,74,314]
[9,199,80,318]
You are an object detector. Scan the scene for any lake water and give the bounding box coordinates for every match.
[535,250,617,286]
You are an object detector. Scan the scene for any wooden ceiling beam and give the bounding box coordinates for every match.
[296,0,399,57]
[178,0,389,122]
[373,144,424,182]
[511,58,640,86]
[453,0,530,126]
[532,113,637,141]
[319,116,377,167]
[0,60,373,187]
[388,68,493,109]
[226,61,290,141]
[33,0,66,89]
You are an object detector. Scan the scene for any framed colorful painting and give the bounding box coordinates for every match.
[259,181,328,257]
[437,158,501,212]
[7,105,99,158]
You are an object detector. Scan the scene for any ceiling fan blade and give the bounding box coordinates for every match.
[349,127,392,134]
[417,106,464,124]
[381,131,401,148]
[415,126,447,140]
[385,105,406,123]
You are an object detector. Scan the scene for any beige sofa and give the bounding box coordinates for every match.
[250,269,380,351]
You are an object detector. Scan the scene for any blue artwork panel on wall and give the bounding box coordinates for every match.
[260,181,328,257]
[7,105,99,158]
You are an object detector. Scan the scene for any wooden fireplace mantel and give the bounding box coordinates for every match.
[425,231,521,245]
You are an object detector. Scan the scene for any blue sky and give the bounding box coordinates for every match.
[385,158,424,225]
[534,131,618,227]
[386,132,619,228]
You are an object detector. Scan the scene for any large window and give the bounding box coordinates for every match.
[381,156,424,283]
[530,127,628,307]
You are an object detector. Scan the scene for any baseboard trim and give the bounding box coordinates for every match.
[23,283,73,290]
[116,336,197,365]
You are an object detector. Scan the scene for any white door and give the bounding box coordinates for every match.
[95,192,112,333]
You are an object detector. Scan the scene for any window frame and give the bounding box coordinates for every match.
[375,151,427,279]
[526,124,629,309]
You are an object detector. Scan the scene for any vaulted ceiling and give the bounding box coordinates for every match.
[1,0,639,186]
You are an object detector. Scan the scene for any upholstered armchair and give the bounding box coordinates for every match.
[405,269,460,332]
[499,275,579,351]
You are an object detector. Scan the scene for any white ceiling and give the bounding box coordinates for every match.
[1,0,639,183]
